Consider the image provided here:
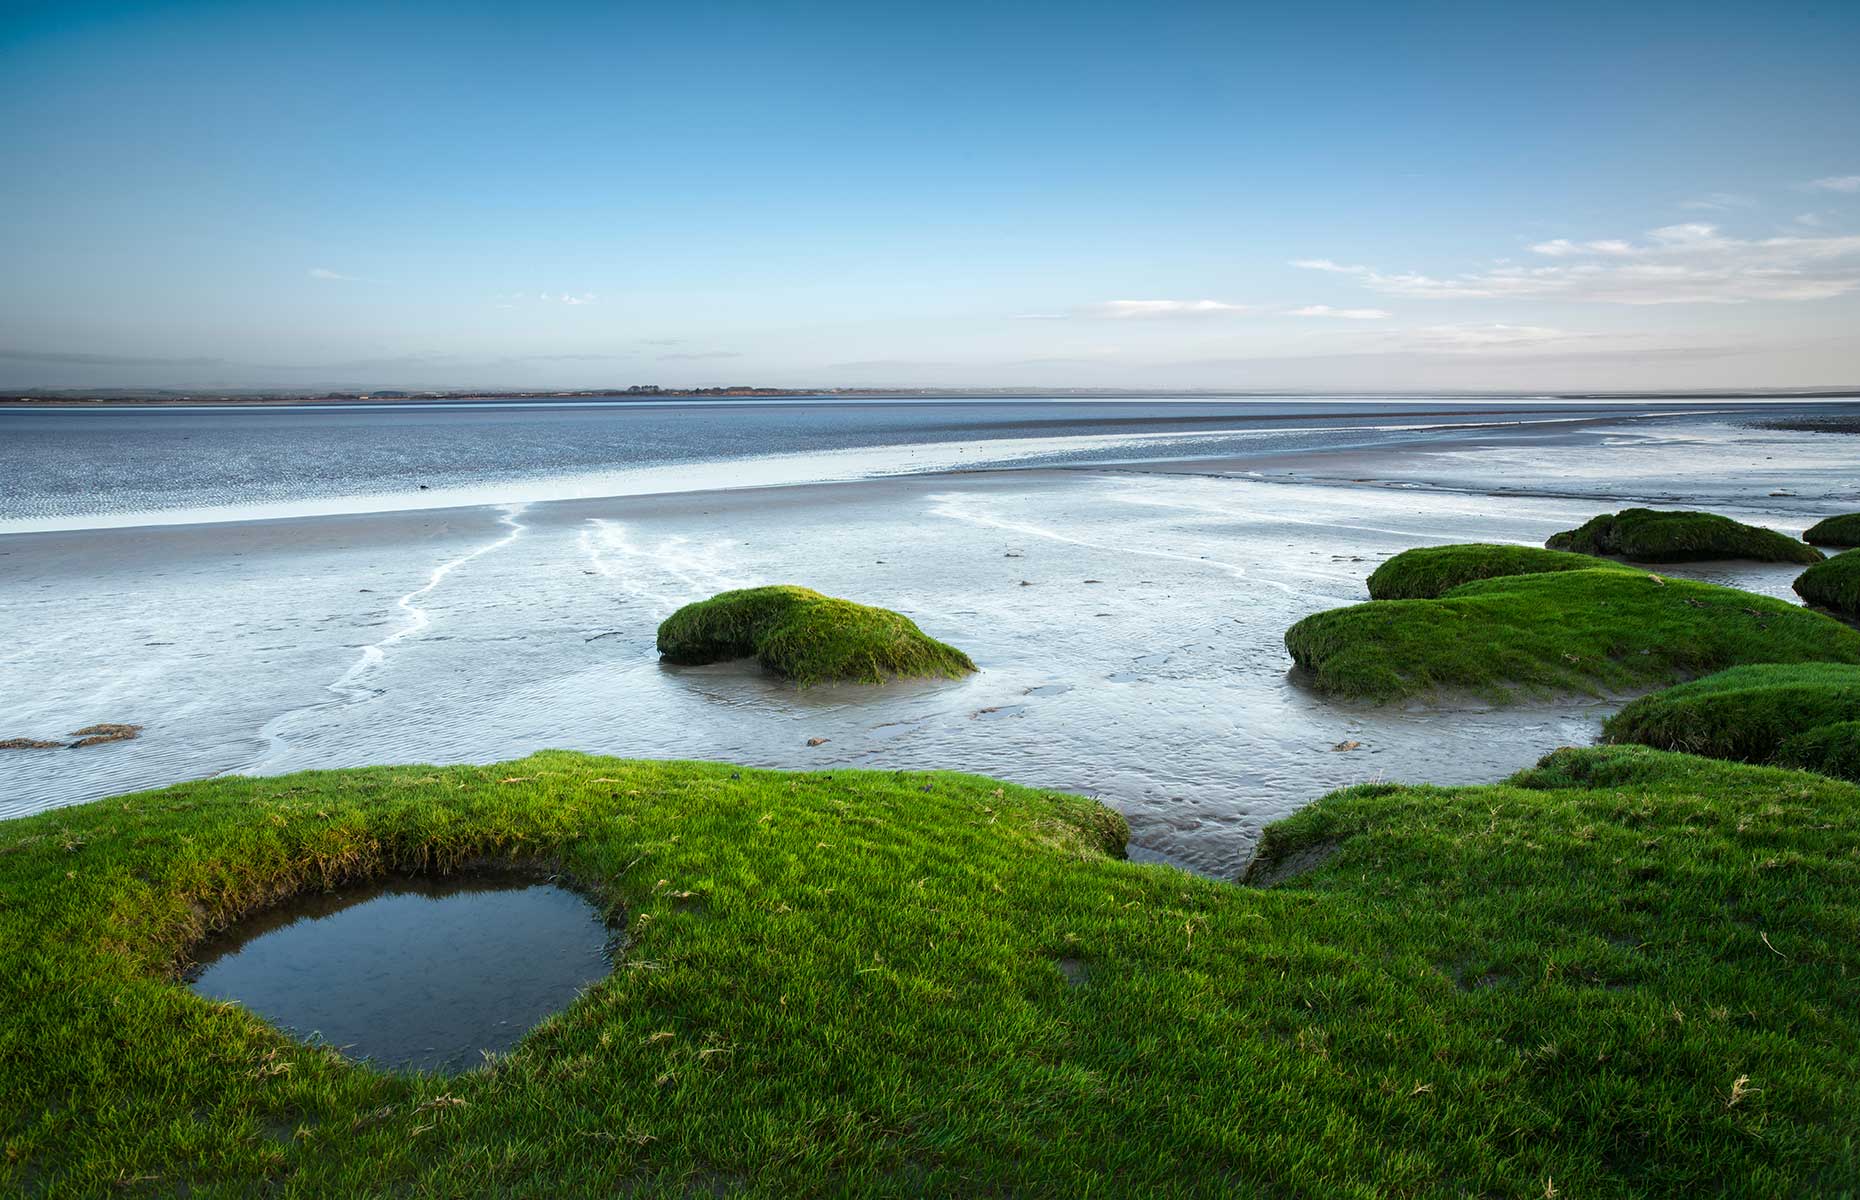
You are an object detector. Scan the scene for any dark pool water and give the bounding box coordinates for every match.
[186,875,613,1073]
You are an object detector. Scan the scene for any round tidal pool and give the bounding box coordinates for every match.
[185,875,614,1073]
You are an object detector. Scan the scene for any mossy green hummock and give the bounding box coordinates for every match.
[1545,507,1823,564]
[1794,548,1860,619]
[1285,568,1860,702]
[1365,543,1623,600]
[5,747,1859,1195]
[656,585,975,685]
[1602,663,1860,765]
[1777,720,1860,781]
[1803,513,1860,548]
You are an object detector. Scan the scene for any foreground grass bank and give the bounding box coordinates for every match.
[4,749,1858,1196]
[1286,568,1860,702]
[656,585,975,685]
[1546,508,1823,564]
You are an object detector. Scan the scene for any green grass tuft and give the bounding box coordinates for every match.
[1602,663,1860,767]
[1803,512,1860,548]
[1794,548,1860,619]
[1545,507,1823,564]
[1285,568,1860,702]
[656,585,976,685]
[1777,719,1860,782]
[1365,543,1626,600]
[5,747,1860,1194]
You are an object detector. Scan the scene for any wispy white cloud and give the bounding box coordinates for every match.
[503,290,598,305]
[1295,321,1685,360]
[1286,304,1390,320]
[1295,223,1860,304]
[1526,238,1638,257]
[1680,192,1754,211]
[308,267,358,281]
[1090,299,1255,318]
[1804,175,1860,193]
[1795,212,1825,227]
[1404,323,1602,352]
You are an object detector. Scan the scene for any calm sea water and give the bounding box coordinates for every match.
[0,395,1787,530]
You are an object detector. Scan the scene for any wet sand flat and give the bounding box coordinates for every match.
[1,406,1852,877]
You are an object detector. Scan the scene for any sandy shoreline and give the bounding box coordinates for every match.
[7,399,1856,559]
[2,406,1854,876]
[7,396,1856,537]
[7,396,1852,546]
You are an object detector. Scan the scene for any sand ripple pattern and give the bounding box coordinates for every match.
[577,520,750,614]
[250,505,529,771]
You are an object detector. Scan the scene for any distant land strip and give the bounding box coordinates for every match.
[4,386,1859,407]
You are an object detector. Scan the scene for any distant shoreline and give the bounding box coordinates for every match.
[8,399,1857,538]
[4,386,1860,408]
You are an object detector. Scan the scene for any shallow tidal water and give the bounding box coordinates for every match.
[186,876,612,1073]
[3,401,1847,877]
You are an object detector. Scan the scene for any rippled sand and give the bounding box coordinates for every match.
[2,407,1843,878]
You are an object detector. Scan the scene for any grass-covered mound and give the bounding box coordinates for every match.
[656,585,975,685]
[1545,507,1823,564]
[1365,543,1622,600]
[1602,663,1860,766]
[1777,720,1860,781]
[1803,513,1860,547]
[6,748,1860,1195]
[1794,549,1860,619]
[1286,568,1860,702]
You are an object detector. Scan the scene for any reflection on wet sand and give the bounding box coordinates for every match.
[1,405,1851,878]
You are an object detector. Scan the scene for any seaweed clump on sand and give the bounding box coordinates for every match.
[1545,508,1823,564]
[1364,543,1619,600]
[2,723,144,751]
[1602,663,1860,780]
[1284,568,1860,703]
[69,723,142,748]
[1803,513,1860,548]
[657,585,975,685]
[5,746,1859,1195]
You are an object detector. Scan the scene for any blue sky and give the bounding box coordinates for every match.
[2,0,1857,391]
